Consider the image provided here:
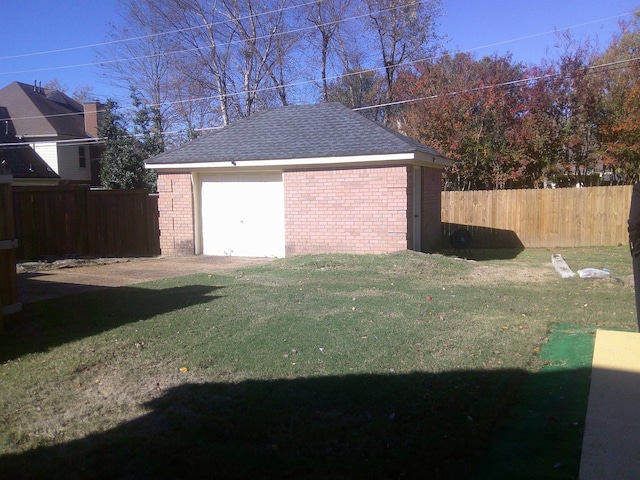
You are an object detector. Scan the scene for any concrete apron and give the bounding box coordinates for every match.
[580,330,640,479]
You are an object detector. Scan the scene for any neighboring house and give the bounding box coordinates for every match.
[146,102,450,258]
[0,106,61,185]
[0,81,103,185]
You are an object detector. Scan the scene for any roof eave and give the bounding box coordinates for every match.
[146,151,450,171]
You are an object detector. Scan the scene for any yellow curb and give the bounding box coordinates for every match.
[580,330,640,479]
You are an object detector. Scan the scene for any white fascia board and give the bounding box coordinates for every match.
[21,134,55,139]
[147,152,449,171]
[413,151,452,167]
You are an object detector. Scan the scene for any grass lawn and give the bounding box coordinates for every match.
[0,247,636,479]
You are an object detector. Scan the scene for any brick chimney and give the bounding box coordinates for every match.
[83,101,103,138]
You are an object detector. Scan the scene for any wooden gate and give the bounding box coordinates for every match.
[0,175,21,328]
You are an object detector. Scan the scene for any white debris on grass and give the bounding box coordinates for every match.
[577,268,611,279]
[552,254,612,279]
[552,254,576,278]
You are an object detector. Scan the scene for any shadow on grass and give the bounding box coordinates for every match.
[439,248,526,261]
[0,367,590,480]
[0,284,223,363]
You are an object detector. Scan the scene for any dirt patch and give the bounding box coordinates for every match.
[16,255,274,304]
[17,257,135,274]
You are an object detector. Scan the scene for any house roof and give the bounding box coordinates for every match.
[0,145,60,179]
[147,102,447,166]
[0,81,88,139]
[0,106,59,179]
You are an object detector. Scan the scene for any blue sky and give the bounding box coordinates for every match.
[0,0,637,105]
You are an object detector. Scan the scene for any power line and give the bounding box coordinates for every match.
[0,0,431,77]
[0,0,324,62]
[2,52,639,130]
[2,3,634,82]
[444,12,635,60]
[1,5,638,127]
[354,55,640,112]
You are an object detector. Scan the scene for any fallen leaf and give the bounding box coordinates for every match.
[180,367,189,373]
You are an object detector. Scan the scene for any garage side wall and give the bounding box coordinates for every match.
[421,166,442,252]
[283,166,408,255]
[157,173,195,256]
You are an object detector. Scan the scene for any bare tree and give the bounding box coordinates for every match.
[100,0,443,135]
[307,0,352,101]
[151,0,235,126]
[43,79,95,103]
[102,0,176,136]
[365,0,441,121]
[220,0,291,116]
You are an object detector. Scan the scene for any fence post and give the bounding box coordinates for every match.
[0,175,21,329]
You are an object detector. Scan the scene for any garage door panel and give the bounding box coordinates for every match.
[201,173,285,257]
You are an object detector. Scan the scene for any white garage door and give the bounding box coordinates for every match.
[200,172,285,257]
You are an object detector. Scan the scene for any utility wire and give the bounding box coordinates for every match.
[0,0,325,61]
[355,56,640,112]
[0,52,640,135]
[1,6,637,127]
[1,4,633,80]
[0,0,431,77]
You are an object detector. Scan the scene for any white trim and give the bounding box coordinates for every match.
[192,173,203,255]
[2,138,103,147]
[147,152,450,172]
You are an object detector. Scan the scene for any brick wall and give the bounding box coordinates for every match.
[283,166,409,255]
[157,173,194,256]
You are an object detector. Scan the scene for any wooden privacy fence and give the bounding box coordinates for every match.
[12,186,160,260]
[442,185,633,249]
[0,175,20,323]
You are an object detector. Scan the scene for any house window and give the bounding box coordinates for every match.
[79,146,86,168]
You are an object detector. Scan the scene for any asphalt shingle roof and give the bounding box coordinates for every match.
[147,102,444,165]
[0,145,60,179]
[0,81,88,139]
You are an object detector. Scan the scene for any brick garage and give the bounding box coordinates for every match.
[147,103,449,257]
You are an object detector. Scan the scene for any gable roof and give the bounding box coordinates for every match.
[0,81,88,139]
[147,102,447,166]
